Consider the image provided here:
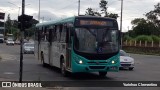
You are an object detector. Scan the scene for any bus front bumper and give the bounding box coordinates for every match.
[72,63,119,73]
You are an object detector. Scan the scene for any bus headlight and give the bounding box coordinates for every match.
[75,59,83,64]
[111,60,115,64]
[79,60,83,64]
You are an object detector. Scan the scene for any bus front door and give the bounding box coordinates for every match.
[66,28,72,70]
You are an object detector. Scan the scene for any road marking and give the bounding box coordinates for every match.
[3,72,15,75]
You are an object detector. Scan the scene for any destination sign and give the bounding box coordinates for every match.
[76,19,114,27]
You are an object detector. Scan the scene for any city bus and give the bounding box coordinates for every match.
[34,16,120,77]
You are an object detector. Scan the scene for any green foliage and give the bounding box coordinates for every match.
[151,35,160,43]
[99,0,108,16]
[145,3,160,28]
[135,35,153,42]
[131,18,146,26]
[85,0,118,19]
[129,3,160,37]
[5,14,12,35]
[131,19,158,36]
[107,13,119,19]
[123,35,133,41]
[85,8,102,16]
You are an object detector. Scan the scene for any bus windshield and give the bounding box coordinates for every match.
[74,28,119,54]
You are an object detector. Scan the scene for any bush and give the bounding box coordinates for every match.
[135,35,153,42]
[151,35,160,43]
[123,35,133,41]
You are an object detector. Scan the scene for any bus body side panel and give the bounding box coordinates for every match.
[71,51,120,73]
[34,40,39,60]
[51,42,60,67]
[41,41,49,64]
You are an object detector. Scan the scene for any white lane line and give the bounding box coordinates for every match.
[0,54,17,61]
[3,72,15,75]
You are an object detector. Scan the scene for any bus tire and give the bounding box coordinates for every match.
[60,58,68,77]
[41,52,46,67]
[99,72,107,77]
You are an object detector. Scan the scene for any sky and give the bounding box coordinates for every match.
[0,0,159,32]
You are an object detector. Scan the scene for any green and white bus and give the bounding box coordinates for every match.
[34,16,120,77]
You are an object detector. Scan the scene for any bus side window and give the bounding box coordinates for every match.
[59,25,63,42]
[56,25,60,42]
[35,28,38,41]
[66,27,73,45]
[36,27,41,42]
[44,27,48,42]
[66,26,69,43]
[38,30,41,42]
[45,26,50,42]
[41,27,45,41]
[56,25,63,42]
[52,25,57,42]
[60,24,66,43]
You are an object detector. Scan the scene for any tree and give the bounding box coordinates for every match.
[85,0,119,19]
[130,18,158,36]
[85,8,95,16]
[85,8,101,16]
[129,3,160,37]
[24,18,39,39]
[107,13,119,19]
[5,14,12,35]
[145,3,160,28]
[131,18,146,27]
[99,0,108,17]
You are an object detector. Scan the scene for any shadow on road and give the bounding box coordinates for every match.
[40,64,115,81]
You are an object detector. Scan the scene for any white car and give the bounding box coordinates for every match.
[23,43,34,54]
[120,50,134,70]
[6,39,15,45]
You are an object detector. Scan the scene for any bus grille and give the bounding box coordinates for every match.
[88,62,107,64]
[89,66,105,69]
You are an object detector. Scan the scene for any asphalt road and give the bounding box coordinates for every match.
[0,43,160,90]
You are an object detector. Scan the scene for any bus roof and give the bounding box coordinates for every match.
[36,16,116,27]
[36,16,76,27]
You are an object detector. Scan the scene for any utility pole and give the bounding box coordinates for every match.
[38,0,40,22]
[19,0,25,83]
[120,0,123,49]
[78,0,80,16]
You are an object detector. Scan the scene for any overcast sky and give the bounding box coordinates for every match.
[0,0,159,32]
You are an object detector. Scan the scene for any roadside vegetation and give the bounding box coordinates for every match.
[122,3,160,55]
[123,35,160,43]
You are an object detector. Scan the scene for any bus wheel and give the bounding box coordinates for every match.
[99,72,107,77]
[61,58,68,77]
[41,52,46,67]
